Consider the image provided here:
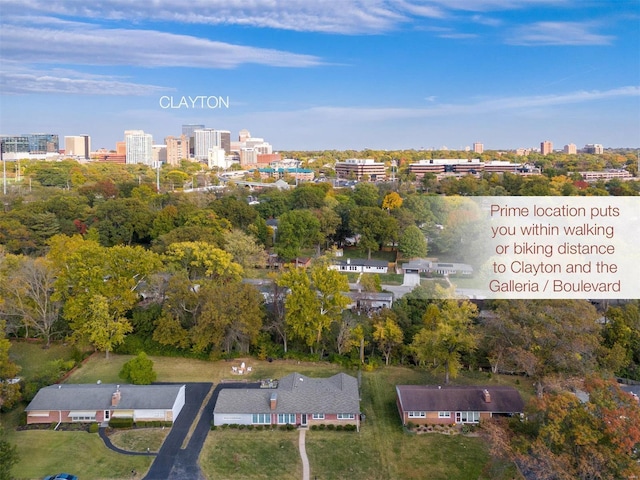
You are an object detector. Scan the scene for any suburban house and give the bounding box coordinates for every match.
[213,372,360,429]
[25,383,186,425]
[331,258,389,274]
[402,258,473,276]
[346,291,394,311]
[396,385,524,426]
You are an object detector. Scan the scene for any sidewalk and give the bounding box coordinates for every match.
[299,428,310,480]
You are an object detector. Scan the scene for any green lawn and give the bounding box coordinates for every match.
[6,430,152,480]
[9,340,77,381]
[200,430,301,479]
[108,428,170,453]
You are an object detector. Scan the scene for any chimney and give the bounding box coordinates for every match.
[483,389,491,403]
[112,386,121,407]
[270,392,277,410]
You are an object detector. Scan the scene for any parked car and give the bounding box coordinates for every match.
[44,474,78,480]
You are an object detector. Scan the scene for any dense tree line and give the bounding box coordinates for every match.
[1,158,639,477]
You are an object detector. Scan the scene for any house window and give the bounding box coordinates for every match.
[438,411,451,418]
[71,414,96,422]
[277,413,296,424]
[455,411,480,423]
[312,413,324,420]
[252,413,271,424]
[337,413,355,420]
[408,411,426,418]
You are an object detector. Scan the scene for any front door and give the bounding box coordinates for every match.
[301,414,307,426]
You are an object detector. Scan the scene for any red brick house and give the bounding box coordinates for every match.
[396,385,524,426]
[213,372,360,430]
[25,383,186,426]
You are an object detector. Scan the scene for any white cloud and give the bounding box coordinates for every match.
[299,86,640,121]
[0,64,171,95]
[0,0,576,34]
[507,21,614,46]
[0,19,324,68]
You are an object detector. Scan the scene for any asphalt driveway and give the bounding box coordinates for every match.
[144,381,260,480]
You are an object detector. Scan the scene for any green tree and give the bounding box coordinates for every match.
[0,321,21,410]
[94,197,154,246]
[411,300,478,384]
[481,299,601,397]
[163,241,243,282]
[277,260,349,356]
[275,209,321,261]
[350,206,398,259]
[49,235,161,357]
[372,309,403,365]
[351,182,379,207]
[222,229,268,271]
[398,225,427,259]
[191,281,264,354]
[120,352,157,384]
[0,425,19,480]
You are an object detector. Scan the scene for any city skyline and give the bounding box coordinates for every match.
[1,1,639,151]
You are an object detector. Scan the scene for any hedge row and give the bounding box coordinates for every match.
[108,418,173,429]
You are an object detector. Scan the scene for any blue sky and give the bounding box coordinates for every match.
[0,0,638,151]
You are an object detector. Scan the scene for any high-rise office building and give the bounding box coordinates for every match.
[194,128,231,160]
[182,124,204,157]
[64,135,91,159]
[563,143,577,155]
[194,128,217,161]
[165,135,190,166]
[26,133,59,153]
[125,130,153,165]
[473,142,484,154]
[540,140,553,155]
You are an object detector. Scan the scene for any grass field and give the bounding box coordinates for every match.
[5,343,527,480]
[5,430,152,480]
[9,340,77,381]
[108,428,170,453]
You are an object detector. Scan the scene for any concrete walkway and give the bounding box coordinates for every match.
[299,428,310,480]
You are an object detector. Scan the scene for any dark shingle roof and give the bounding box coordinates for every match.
[25,384,184,412]
[396,385,524,414]
[214,372,359,414]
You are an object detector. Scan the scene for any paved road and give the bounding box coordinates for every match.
[144,381,260,480]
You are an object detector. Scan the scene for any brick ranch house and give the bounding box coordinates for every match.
[396,385,524,426]
[213,372,360,430]
[25,383,186,425]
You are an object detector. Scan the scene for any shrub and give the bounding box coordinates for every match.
[210,424,217,431]
[88,423,99,433]
[326,424,335,430]
[109,417,134,429]
[344,424,357,431]
[318,424,326,430]
[406,421,416,430]
[119,352,157,385]
[246,424,254,430]
[238,424,246,430]
[310,425,318,431]
[336,425,343,431]
[286,424,295,431]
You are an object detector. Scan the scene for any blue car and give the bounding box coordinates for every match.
[44,474,78,480]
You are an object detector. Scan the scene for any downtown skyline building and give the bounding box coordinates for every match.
[125,130,153,165]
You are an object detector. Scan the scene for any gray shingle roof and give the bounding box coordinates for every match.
[25,384,184,412]
[214,373,360,414]
[396,385,524,414]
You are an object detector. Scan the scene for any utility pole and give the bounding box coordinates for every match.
[2,140,6,195]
